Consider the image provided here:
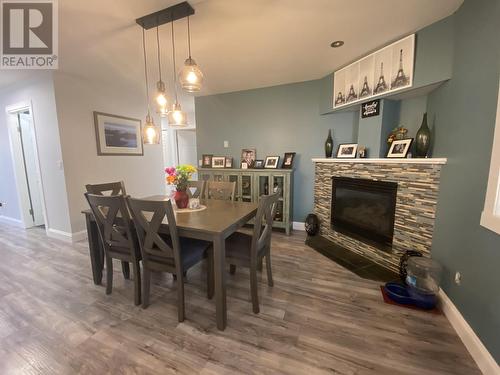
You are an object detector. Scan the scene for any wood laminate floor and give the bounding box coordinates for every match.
[0,223,480,375]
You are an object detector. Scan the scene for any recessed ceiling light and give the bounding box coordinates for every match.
[331,40,344,48]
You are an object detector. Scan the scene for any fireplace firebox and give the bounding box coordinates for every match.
[331,177,398,251]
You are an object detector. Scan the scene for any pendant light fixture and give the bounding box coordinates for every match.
[168,16,188,127]
[179,15,204,92]
[141,27,161,144]
[155,24,168,116]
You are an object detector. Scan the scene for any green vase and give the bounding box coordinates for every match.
[415,113,431,158]
[325,129,333,158]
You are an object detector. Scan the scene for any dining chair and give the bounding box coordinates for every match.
[126,197,214,322]
[205,181,236,201]
[225,191,279,313]
[84,193,142,305]
[85,181,127,196]
[187,180,205,199]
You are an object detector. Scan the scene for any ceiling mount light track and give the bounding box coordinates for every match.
[136,2,194,29]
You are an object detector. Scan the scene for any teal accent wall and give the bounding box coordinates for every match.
[195,80,358,221]
[427,0,500,362]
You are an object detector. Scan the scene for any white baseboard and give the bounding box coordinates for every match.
[46,228,87,243]
[438,289,499,375]
[293,221,305,231]
[0,215,24,228]
[71,230,88,242]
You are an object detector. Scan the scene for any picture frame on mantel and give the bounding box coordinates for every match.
[93,111,143,156]
[387,138,413,158]
[336,143,358,158]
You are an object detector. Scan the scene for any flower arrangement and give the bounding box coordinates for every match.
[165,164,197,192]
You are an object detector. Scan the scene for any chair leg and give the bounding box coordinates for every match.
[121,261,130,279]
[266,254,274,287]
[133,261,141,306]
[207,250,214,300]
[177,271,185,322]
[105,255,113,295]
[250,266,260,314]
[229,264,236,275]
[257,258,263,272]
[142,267,151,309]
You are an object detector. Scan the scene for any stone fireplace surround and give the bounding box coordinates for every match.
[313,158,447,272]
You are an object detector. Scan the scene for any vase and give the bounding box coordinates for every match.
[174,189,189,209]
[415,113,431,158]
[325,129,333,158]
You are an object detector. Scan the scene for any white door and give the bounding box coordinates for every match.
[6,106,46,228]
[18,111,45,226]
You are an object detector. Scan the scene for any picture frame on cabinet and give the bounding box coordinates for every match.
[264,156,280,169]
[225,157,233,168]
[202,154,213,168]
[212,156,226,168]
[254,160,264,169]
[281,152,296,168]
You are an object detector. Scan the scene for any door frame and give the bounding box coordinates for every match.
[5,100,49,230]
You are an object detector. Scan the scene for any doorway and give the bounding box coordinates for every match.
[6,103,47,229]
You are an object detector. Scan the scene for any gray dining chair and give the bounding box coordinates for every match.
[205,181,236,201]
[126,197,213,322]
[187,180,205,199]
[84,193,142,305]
[85,181,127,196]
[225,191,279,313]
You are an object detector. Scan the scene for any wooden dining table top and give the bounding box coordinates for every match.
[83,195,259,236]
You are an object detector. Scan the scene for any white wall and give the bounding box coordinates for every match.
[0,73,72,233]
[53,72,165,234]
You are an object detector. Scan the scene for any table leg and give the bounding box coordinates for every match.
[85,214,103,285]
[213,235,227,330]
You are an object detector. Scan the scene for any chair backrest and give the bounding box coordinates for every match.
[126,197,181,272]
[250,191,279,260]
[85,181,127,196]
[84,193,136,257]
[187,180,205,199]
[205,181,236,201]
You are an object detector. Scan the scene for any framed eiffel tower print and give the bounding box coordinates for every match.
[333,34,415,109]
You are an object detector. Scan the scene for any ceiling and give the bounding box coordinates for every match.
[0,0,463,96]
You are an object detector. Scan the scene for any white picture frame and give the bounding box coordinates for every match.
[336,143,358,158]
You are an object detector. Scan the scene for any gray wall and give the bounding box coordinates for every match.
[428,0,500,361]
[195,79,358,221]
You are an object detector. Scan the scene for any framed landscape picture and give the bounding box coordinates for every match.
[212,156,226,168]
[264,156,280,169]
[94,112,143,156]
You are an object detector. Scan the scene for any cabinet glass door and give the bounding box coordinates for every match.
[257,175,270,197]
[241,174,253,202]
[213,172,225,182]
[227,174,239,200]
[199,172,211,182]
[271,174,285,222]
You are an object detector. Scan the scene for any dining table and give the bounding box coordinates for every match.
[82,196,259,330]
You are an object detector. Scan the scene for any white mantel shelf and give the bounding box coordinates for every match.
[312,158,447,165]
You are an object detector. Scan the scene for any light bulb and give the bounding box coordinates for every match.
[142,113,161,144]
[168,102,188,127]
[155,80,168,116]
[179,58,203,92]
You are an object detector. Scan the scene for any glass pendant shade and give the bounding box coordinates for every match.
[179,57,203,92]
[155,80,168,106]
[168,102,188,127]
[142,113,161,144]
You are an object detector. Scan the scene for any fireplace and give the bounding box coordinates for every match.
[331,177,398,251]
